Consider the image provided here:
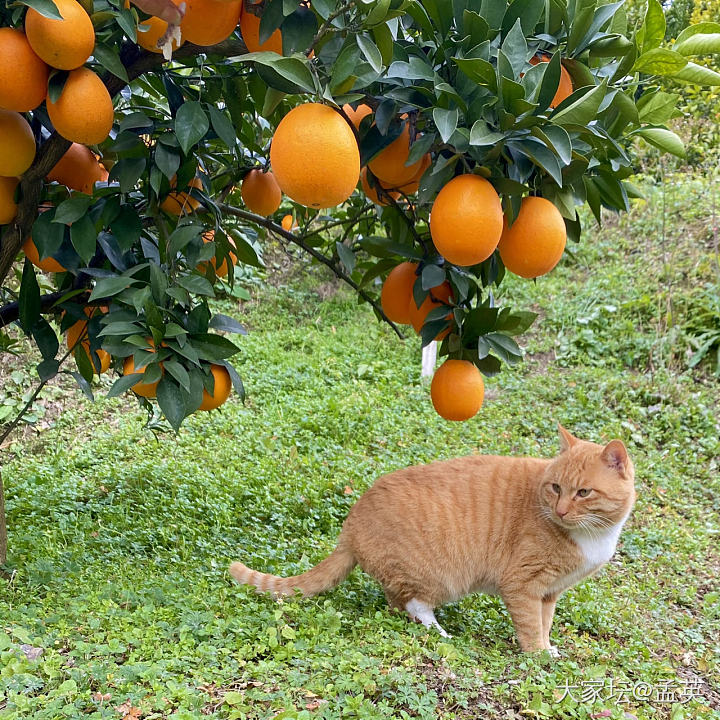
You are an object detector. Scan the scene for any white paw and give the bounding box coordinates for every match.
[548,645,560,658]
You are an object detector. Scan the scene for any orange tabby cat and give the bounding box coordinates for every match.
[229,425,636,653]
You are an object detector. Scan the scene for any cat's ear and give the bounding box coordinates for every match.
[558,423,577,452]
[601,439,628,475]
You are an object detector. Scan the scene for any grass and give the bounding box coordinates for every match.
[1,173,719,720]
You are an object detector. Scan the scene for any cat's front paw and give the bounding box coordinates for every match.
[547,645,560,658]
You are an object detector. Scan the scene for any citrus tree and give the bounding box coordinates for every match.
[2,0,720,562]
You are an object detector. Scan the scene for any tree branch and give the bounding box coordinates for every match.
[0,37,248,290]
[217,203,405,339]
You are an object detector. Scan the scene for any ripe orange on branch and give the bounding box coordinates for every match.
[497,196,567,279]
[361,168,399,206]
[123,348,163,398]
[0,178,19,225]
[380,262,418,324]
[382,153,431,195]
[47,68,114,145]
[0,109,36,176]
[66,307,111,374]
[47,143,107,194]
[25,0,95,70]
[429,175,503,266]
[136,0,185,53]
[22,237,66,273]
[241,169,282,216]
[198,364,232,411]
[408,280,453,340]
[530,54,573,108]
[161,176,203,215]
[0,28,49,111]
[239,9,283,53]
[342,103,372,129]
[430,359,485,421]
[198,229,237,277]
[181,0,242,46]
[270,103,360,209]
[368,123,425,188]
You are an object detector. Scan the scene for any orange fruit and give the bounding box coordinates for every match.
[530,55,573,108]
[66,308,111,374]
[123,352,162,398]
[47,143,106,194]
[239,8,282,53]
[47,68,114,145]
[368,122,425,187]
[270,103,360,209]
[281,214,296,232]
[198,364,232,411]
[23,237,66,273]
[383,153,431,195]
[0,28,49,111]
[241,169,282,216]
[25,0,94,70]
[343,103,372,129]
[0,177,19,225]
[408,280,453,340]
[361,168,399,206]
[161,176,203,215]
[137,0,185,53]
[380,262,418,324]
[430,359,484,421]
[429,175,503,267]
[181,0,242,46]
[497,196,567,279]
[0,109,36,176]
[199,229,237,277]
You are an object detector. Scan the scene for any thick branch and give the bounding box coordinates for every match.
[0,37,248,289]
[218,203,405,339]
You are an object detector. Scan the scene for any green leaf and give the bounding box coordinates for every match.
[164,360,191,392]
[19,0,61,19]
[452,57,497,91]
[469,121,505,146]
[632,48,687,76]
[109,158,147,193]
[336,242,356,273]
[157,377,187,431]
[110,205,143,252]
[501,0,543,37]
[672,61,720,85]
[53,196,92,225]
[175,102,210,155]
[155,142,180,180]
[208,314,247,334]
[241,53,316,93]
[640,0,665,54]
[632,127,685,158]
[485,332,523,364]
[176,274,215,297]
[357,35,383,74]
[108,373,145,399]
[207,105,236,148]
[90,276,138,301]
[169,225,202,257]
[421,264,445,290]
[433,108,459,144]
[70,215,97,264]
[636,91,680,124]
[675,21,720,46]
[19,260,41,333]
[550,80,607,126]
[674,32,720,56]
[280,6,317,54]
[92,44,129,82]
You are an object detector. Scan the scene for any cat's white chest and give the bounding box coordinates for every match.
[548,517,628,595]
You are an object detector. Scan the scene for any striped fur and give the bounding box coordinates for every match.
[229,425,636,652]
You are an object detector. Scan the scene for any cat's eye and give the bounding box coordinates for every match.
[551,483,561,494]
[576,488,590,497]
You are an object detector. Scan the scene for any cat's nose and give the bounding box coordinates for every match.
[556,508,569,518]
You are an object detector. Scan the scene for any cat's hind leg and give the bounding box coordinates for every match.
[405,598,451,638]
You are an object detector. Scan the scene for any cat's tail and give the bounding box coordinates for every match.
[229,543,356,598]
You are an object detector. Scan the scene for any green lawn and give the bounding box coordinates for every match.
[1,174,719,719]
